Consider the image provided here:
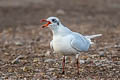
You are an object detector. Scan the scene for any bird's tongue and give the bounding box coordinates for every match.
[42,22,51,28]
[40,19,51,28]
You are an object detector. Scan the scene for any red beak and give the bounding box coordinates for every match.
[40,19,51,28]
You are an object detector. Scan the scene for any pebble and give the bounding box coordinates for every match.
[4,52,9,56]
[114,44,120,48]
[44,59,56,63]
[47,68,55,72]
[106,60,113,64]
[12,55,24,64]
[45,51,51,56]
[43,75,50,79]
[33,58,39,62]
[90,54,98,58]
[79,60,85,64]
[56,9,65,15]
[99,51,105,57]
[37,54,45,57]
[22,66,32,72]
[95,62,102,66]
[116,71,119,73]
[14,41,23,46]
[86,58,92,63]
[4,41,9,45]
[107,65,113,68]
[117,61,120,65]
[50,76,57,80]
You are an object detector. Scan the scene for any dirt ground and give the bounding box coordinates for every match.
[0,0,120,79]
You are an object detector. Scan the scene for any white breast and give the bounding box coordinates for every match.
[53,35,78,56]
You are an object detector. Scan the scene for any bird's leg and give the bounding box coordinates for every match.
[62,56,65,74]
[76,54,79,74]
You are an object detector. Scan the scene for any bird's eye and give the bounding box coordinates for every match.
[52,19,57,23]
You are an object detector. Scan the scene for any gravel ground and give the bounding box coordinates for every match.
[0,0,120,79]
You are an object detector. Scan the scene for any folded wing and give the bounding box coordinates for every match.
[71,32,91,52]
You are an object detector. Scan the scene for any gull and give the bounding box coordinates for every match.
[40,17,102,74]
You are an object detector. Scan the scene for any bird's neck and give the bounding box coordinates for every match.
[52,24,72,36]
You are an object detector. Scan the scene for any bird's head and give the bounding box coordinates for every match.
[40,17,61,30]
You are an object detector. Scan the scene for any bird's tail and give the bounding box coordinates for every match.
[85,34,102,39]
[85,34,102,44]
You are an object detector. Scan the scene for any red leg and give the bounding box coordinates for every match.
[62,56,65,74]
[76,58,79,74]
[76,54,79,74]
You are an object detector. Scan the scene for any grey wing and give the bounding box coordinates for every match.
[71,33,91,52]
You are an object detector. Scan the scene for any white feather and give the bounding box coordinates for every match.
[85,34,102,44]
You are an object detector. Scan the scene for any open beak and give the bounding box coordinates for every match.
[40,19,51,28]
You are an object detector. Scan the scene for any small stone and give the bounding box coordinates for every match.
[113,68,116,71]
[12,55,24,64]
[81,55,89,59]
[106,60,113,64]
[87,77,93,80]
[117,61,120,65]
[86,58,92,63]
[116,71,119,73]
[14,41,23,46]
[56,9,65,15]
[4,41,9,45]
[33,58,39,62]
[91,54,98,58]
[79,69,84,72]
[93,60,99,63]
[22,66,32,72]
[79,60,85,64]
[114,44,120,48]
[8,68,13,72]
[22,66,28,72]
[95,63,102,66]
[50,76,57,80]
[38,54,45,57]
[24,78,27,80]
[47,68,55,72]
[43,75,50,79]
[4,52,9,56]
[44,59,56,63]
[45,51,51,56]
[107,65,113,68]
[99,51,105,57]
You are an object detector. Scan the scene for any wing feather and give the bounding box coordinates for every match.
[71,32,90,52]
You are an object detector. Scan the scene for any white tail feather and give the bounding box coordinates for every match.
[85,34,102,39]
[85,34,102,44]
